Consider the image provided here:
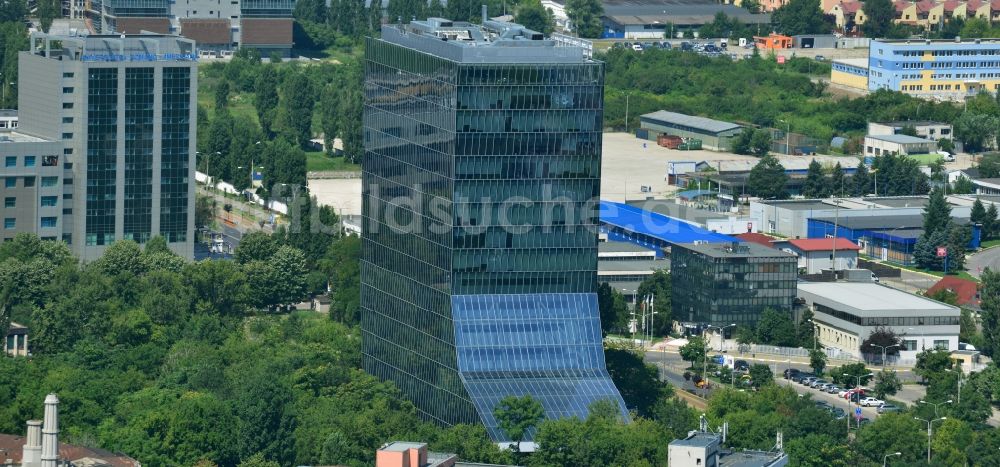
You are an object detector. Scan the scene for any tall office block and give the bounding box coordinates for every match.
[18,33,198,261]
[362,18,627,441]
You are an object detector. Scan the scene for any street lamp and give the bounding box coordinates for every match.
[915,416,947,463]
[882,451,901,467]
[919,399,952,418]
[807,319,818,350]
[945,368,964,404]
[870,344,899,368]
[778,118,791,155]
[844,372,874,432]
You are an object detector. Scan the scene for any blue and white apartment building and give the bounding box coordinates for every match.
[867,38,1000,100]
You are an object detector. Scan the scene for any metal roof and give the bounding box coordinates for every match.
[599,200,735,245]
[865,134,936,144]
[811,214,970,230]
[798,282,958,317]
[675,240,795,259]
[598,259,670,273]
[640,110,742,134]
[599,241,658,254]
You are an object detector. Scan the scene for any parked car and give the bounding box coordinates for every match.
[877,404,901,414]
[816,383,834,392]
[801,376,819,386]
[814,401,832,410]
[631,43,643,51]
[734,360,750,372]
[838,388,853,398]
[860,397,884,407]
[858,417,872,426]
[815,55,826,61]
[810,379,829,389]
[825,385,842,394]
[831,407,847,419]
[794,373,815,384]
[784,368,801,379]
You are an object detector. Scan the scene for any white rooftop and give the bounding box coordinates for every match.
[798,282,957,317]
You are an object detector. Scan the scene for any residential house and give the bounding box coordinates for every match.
[831,1,865,31]
[773,237,862,274]
[926,276,980,309]
[895,1,918,24]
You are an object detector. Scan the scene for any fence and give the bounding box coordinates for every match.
[716,341,849,360]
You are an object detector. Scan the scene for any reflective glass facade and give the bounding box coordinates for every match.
[160,67,191,242]
[361,33,626,441]
[86,68,118,246]
[124,67,154,243]
[671,243,797,327]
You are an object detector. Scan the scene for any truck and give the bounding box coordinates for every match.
[843,268,878,283]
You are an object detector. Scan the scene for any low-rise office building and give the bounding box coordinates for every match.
[864,134,938,156]
[798,282,960,360]
[598,258,669,300]
[601,3,771,39]
[638,111,743,151]
[0,133,66,243]
[773,237,861,274]
[831,58,870,91]
[671,241,797,327]
[868,38,1000,100]
[669,430,789,467]
[868,120,954,141]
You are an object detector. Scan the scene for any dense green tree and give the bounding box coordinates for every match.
[860,327,902,363]
[494,395,544,445]
[635,269,671,336]
[873,369,902,399]
[318,84,340,156]
[317,235,360,324]
[924,189,952,237]
[747,154,788,199]
[732,128,754,155]
[36,0,58,32]
[566,0,603,38]
[802,159,828,198]
[749,129,772,157]
[851,162,872,196]
[679,336,710,369]
[214,81,230,110]
[254,66,280,137]
[809,348,827,376]
[0,0,26,22]
[430,425,514,465]
[604,347,669,417]
[235,232,279,264]
[915,348,953,383]
[515,0,555,34]
[829,163,845,196]
[979,152,1000,178]
[276,73,315,147]
[986,202,999,240]
[597,282,627,335]
[797,307,816,348]
[832,362,872,387]
[955,112,999,152]
[755,308,798,347]
[293,0,326,22]
[854,413,926,465]
[862,0,895,38]
[771,0,830,35]
[952,175,975,194]
[747,363,773,388]
[387,0,424,23]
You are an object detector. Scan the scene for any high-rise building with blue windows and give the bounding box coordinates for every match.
[362,18,628,441]
[17,32,198,261]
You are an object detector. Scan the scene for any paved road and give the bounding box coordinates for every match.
[968,246,1000,279]
[880,269,942,294]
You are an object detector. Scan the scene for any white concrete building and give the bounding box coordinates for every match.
[774,237,860,274]
[864,134,938,156]
[867,121,954,141]
[798,282,960,361]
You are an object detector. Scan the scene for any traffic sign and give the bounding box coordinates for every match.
[936,247,948,258]
[855,407,863,420]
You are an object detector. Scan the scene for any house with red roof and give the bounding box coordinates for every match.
[926,276,980,309]
[773,237,861,274]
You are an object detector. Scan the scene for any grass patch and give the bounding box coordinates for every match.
[892,262,979,282]
[906,153,943,165]
[979,239,1000,249]
[306,151,360,172]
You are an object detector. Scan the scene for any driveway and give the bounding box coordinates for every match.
[968,246,1000,278]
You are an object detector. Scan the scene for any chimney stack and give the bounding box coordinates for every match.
[40,394,59,467]
[21,420,42,466]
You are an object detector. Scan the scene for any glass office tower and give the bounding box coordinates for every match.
[362,18,627,441]
[671,241,797,327]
